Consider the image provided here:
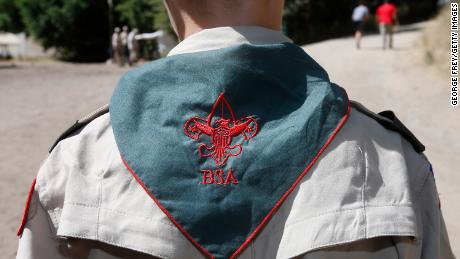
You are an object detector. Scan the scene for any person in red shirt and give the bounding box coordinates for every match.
[376,0,399,49]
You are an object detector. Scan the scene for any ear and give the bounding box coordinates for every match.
[163,0,182,40]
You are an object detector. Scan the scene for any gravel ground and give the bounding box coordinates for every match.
[0,22,458,258]
[0,62,129,258]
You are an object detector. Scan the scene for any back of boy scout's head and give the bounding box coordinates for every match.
[163,0,285,40]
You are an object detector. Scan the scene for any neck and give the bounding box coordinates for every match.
[165,1,284,41]
[181,15,282,41]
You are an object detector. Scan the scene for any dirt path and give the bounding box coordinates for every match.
[0,62,129,258]
[303,23,459,256]
[0,23,458,258]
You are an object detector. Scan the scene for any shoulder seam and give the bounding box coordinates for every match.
[350,101,425,153]
[48,104,109,153]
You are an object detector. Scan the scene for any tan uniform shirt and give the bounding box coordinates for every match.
[17,26,455,259]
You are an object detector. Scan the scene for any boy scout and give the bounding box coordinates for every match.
[17,0,456,258]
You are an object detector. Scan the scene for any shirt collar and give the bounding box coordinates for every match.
[167,26,292,56]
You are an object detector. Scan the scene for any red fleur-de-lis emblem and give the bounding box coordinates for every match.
[184,93,259,166]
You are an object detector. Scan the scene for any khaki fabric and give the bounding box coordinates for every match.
[17,27,455,259]
[17,109,455,259]
[16,198,448,259]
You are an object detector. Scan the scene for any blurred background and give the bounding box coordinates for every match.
[0,0,447,62]
[0,0,458,258]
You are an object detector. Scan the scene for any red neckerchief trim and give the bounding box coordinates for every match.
[17,178,37,236]
[121,99,351,258]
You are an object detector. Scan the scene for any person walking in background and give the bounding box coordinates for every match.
[111,27,121,65]
[128,28,139,66]
[120,25,129,66]
[352,0,369,49]
[376,0,398,49]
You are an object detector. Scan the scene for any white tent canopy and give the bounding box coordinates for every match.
[134,30,165,41]
[134,30,176,56]
[0,33,21,46]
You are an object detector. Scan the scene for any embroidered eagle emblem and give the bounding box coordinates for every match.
[184,93,259,166]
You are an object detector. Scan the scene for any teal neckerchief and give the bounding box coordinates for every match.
[110,43,350,259]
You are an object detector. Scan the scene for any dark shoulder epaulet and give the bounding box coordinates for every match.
[350,101,425,153]
[49,104,109,153]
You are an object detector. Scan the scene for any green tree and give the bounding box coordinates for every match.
[0,0,24,32]
[151,2,172,33]
[18,0,110,62]
[12,0,439,61]
[114,0,171,33]
[113,0,172,60]
[115,0,157,32]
